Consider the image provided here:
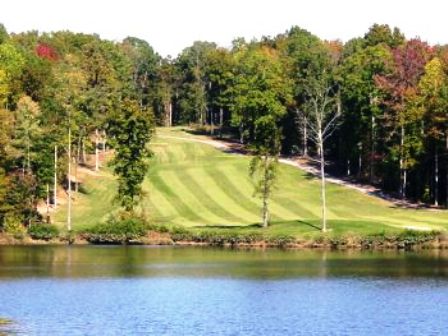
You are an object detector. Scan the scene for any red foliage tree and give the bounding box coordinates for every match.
[35,43,59,61]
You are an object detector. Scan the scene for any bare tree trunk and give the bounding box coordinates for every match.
[103,131,107,154]
[210,108,214,136]
[319,132,327,232]
[169,101,172,127]
[446,131,448,207]
[347,159,351,176]
[26,139,31,174]
[46,183,50,217]
[435,146,439,206]
[95,129,99,171]
[54,145,58,207]
[81,139,86,164]
[303,114,308,157]
[358,143,362,179]
[75,137,81,193]
[262,155,269,228]
[403,169,407,199]
[219,107,223,138]
[370,115,375,183]
[399,125,406,198]
[239,122,244,144]
[67,123,72,231]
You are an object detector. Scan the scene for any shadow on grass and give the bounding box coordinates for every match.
[296,220,322,231]
[193,220,322,232]
[193,223,263,230]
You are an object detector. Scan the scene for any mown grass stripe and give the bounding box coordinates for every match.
[271,195,318,219]
[179,167,257,224]
[224,163,294,221]
[159,170,230,225]
[149,172,209,224]
[204,165,262,217]
[171,168,247,225]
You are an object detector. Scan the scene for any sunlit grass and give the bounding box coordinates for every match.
[53,127,448,237]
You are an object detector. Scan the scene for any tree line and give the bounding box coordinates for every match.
[0,22,447,232]
[158,24,448,210]
[0,25,157,231]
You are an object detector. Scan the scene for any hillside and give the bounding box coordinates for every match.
[53,128,448,237]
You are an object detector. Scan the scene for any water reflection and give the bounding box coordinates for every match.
[0,246,447,279]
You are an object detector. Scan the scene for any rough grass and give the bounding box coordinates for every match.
[53,127,448,239]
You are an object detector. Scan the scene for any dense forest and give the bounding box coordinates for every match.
[0,23,447,231]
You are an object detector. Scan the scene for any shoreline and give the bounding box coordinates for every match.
[1,231,448,251]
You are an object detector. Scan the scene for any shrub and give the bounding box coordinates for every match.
[83,216,148,244]
[3,216,27,239]
[28,224,59,240]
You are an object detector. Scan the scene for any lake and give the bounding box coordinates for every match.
[0,246,447,335]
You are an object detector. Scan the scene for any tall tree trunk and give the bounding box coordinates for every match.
[399,125,406,198]
[81,139,86,164]
[95,129,99,171]
[103,131,107,153]
[75,137,81,193]
[210,108,214,136]
[262,155,269,228]
[54,145,58,207]
[370,115,375,183]
[303,114,308,157]
[347,159,351,176]
[67,124,72,231]
[239,122,244,144]
[46,183,50,221]
[319,131,327,232]
[358,143,362,179]
[403,169,407,199]
[446,131,448,207]
[169,101,172,127]
[219,107,223,138]
[26,137,31,174]
[435,146,439,206]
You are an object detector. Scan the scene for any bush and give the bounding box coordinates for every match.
[28,224,59,240]
[83,216,148,244]
[3,216,27,239]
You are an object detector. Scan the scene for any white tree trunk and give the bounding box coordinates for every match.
[219,107,223,138]
[347,159,351,176]
[169,101,172,127]
[446,132,448,207]
[435,146,439,206]
[210,108,214,136]
[262,155,269,228]
[54,145,58,207]
[103,131,107,154]
[319,132,327,232]
[370,115,375,183]
[67,124,72,231]
[81,139,86,164]
[95,129,99,171]
[303,115,308,157]
[399,125,406,198]
[46,183,50,217]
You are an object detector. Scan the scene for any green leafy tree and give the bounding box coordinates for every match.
[249,115,281,227]
[11,95,41,174]
[231,44,291,143]
[418,57,448,205]
[339,44,393,181]
[107,99,154,211]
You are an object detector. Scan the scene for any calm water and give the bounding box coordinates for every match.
[0,246,447,335]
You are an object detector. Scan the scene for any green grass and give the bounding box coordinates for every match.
[54,127,448,238]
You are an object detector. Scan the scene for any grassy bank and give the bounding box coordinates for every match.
[49,127,448,245]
